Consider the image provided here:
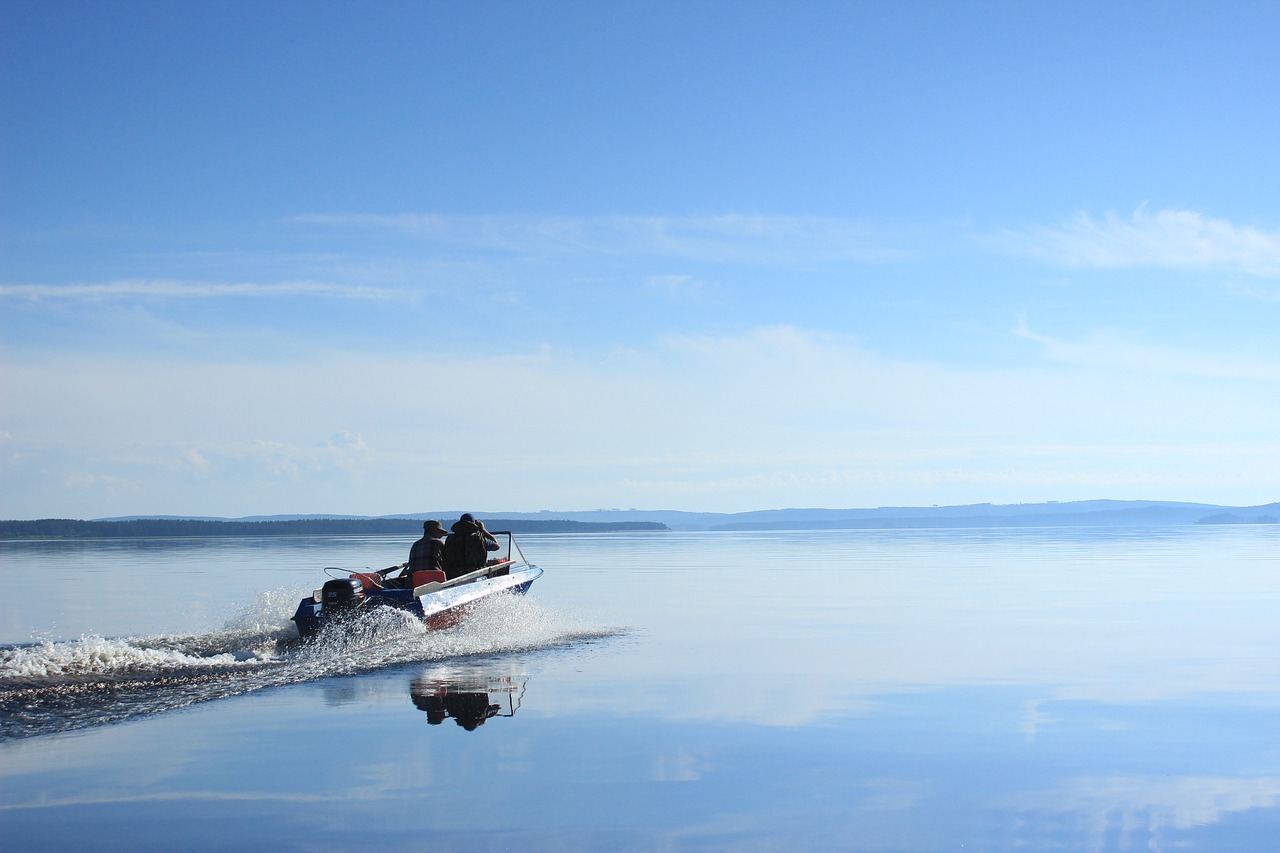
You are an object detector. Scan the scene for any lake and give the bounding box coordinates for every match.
[2,526,1279,851]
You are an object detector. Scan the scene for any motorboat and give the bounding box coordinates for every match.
[291,530,543,640]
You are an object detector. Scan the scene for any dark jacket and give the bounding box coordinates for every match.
[442,520,499,577]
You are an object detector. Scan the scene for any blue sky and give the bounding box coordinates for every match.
[3,1,1278,518]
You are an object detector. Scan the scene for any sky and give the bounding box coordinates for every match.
[2,0,1279,519]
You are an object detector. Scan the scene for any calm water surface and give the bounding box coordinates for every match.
[2,527,1279,851]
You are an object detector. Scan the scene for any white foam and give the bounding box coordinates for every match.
[222,586,306,634]
[0,635,253,680]
[1,593,618,684]
[286,593,618,676]
[1,588,623,743]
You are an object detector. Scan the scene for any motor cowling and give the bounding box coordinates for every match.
[321,577,365,614]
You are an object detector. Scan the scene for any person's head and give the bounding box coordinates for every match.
[423,519,447,538]
[460,513,475,523]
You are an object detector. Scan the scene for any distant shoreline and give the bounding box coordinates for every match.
[2,499,1277,538]
[0,518,670,540]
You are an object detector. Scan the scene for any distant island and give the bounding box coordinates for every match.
[2,499,1277,539]
[0,518,669,540]
[479,500,1276,531]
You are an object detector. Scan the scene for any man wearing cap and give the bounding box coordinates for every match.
[406,519,449,576]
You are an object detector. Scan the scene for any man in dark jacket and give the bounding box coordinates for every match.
[443,513,501,577]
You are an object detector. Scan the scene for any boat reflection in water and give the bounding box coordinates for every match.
[409,668,525,731]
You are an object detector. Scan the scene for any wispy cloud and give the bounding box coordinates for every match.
[7,321,1279,517]
[289,212,913,265]
[1000,207,1280,277]
[1015,315,1280,382]
[643,274,708,302]
[0,279,410,302]
[1011,775,1280,837]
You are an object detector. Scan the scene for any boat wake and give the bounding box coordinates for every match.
[0,591,616,741]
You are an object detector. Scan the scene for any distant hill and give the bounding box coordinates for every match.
[373,500,1279,531]
[0,517,669,540]
[3,500,1276,539]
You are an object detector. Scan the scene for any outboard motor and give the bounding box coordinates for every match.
[321,577,366,615]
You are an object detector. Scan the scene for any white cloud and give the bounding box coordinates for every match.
[1011,775,1280,840]
[1001,206,1280,277]
[0,279,409,302]
[323,431,367,451]
[643,274,707,301]
[4,324,1278,517]
[1224,280,1280,303]
[651,747,705,782]
[289,212,912,265]
[1015,314,1280,382]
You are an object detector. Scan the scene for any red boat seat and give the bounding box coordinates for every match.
[412,570,447,587]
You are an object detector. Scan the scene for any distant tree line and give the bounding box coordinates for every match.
[1196,513,1279,525]
[0,518,669,540]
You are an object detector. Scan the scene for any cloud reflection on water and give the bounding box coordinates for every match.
[3,529,1279,850]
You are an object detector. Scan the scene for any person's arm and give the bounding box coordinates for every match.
[476,520,501,550]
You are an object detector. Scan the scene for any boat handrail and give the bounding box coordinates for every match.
[476,531,530,567]
[317,532,529,597]
[411,558,522,596]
